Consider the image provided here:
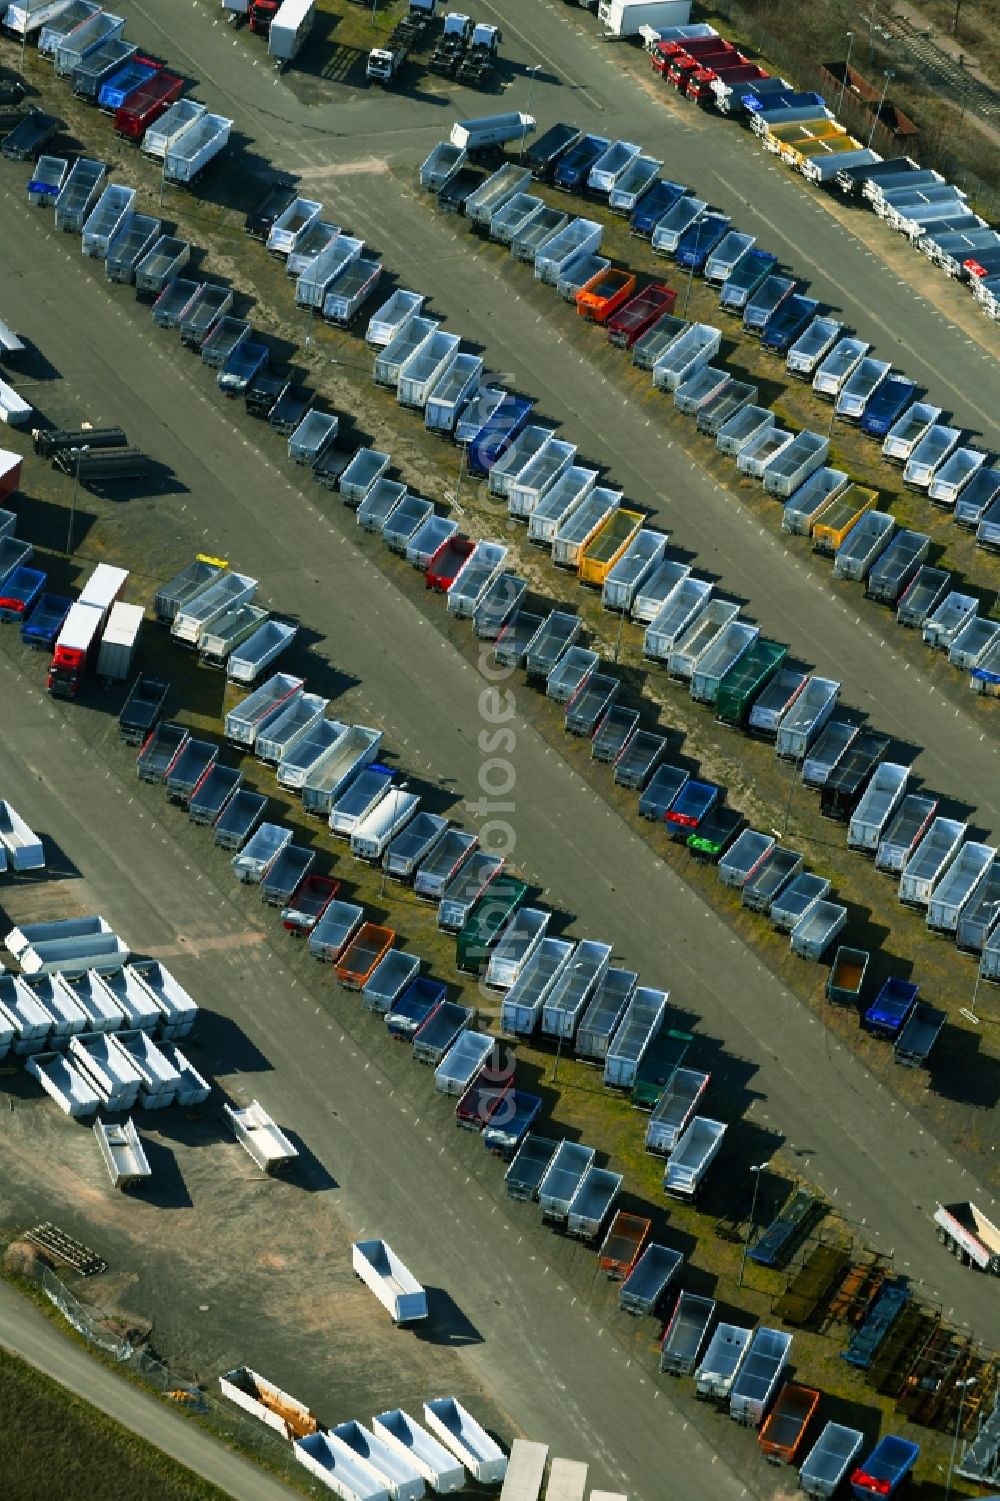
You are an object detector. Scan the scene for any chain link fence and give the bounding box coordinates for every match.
[33,1263,323,1496]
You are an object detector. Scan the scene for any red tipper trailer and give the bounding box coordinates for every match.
[47,600,104,698]
[758,1383,820,1464]
[598,1211,652,1279]
[249,0,279,36]
[282,873,340,935]
[456,1068,514,1131]
[606,284,677,349]
[114,71,184,142]
[668,46,742,88]
[426,536,474,593]
[335,923,395,989]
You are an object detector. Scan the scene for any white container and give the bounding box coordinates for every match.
[295,1432,390,1501]
[372,1411,465,1494]
[333,1421,425,1501]
[423,1399,507,1486]
[94,1118,151,1189]
[223,1099,298,1172]
[219,1367,315,1442]
[0,800,44,870]
[97,601,143,681]
[27,1050,99,1116]
[352,1240,428,1325]
[269,0,315,63]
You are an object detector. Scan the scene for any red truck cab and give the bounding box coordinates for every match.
[249,0,279,35]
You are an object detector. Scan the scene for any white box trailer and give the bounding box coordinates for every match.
[219,1366,317,1442]
[352,1239,428,1324]
[269,0,315,64]
[223,1099,298,1173]
[94,1117,151,1189]
[97,601,143,681]
[598,0,692,37]
[798,1423,864,1499]
[0,801,44,870]
[173,571,257,647]
[730,1327,792,1426]
[781,467,849,533]
[228,619,297,684]
[54,9,124,76]
[423,1399,507,1486]
[81,182,135,259]
[28,1050,99,1116]
[266,197,322,256]
[643,576,712,661]
[296,235,363,309]
[295,1432,390,1501]
[225,672,303,746]
[366,289,425,350]
[833,510,895,581]
[372,1411,464,1494]
[332,1422,424,1501]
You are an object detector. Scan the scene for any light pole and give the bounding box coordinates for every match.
[552,962,584,1083]
[65,445,89,555]
[520,65,541,162]
[945,1376,976,1501]
[682,217,702,318]
[378,783,408,898]
[738,1161,769,1287]
[837,32,854,118]
[962,902,1000,1024]
[868,70,894,150]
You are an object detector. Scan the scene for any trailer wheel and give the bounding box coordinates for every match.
[936,1228,949,1247]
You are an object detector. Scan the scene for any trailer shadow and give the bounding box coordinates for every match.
[191,1010,274,1076]
[926,1023,1000,1110]
[413,1286,484,1346]
[82,459,189,504]
[35,834,83,883]
[132,1131,194,1210]
[6,334,62,383]
[697,1120,786,1222]
[186,137,277,215]
[140,1105,230,1150]
[280,1127,339,1193]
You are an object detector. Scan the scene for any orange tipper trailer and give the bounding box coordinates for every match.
[576,266,637,324]
[598,1210,651,1278]
[758,1383,821,1464]
[335,923,395,989]
[578,508,644,587]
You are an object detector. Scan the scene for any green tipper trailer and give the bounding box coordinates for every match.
[715,637,788,727]
[825,945,869,1006]
[631,1026,694,1110]
[455,876,529,973]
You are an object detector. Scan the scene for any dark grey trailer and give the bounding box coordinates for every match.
[213,790,268,851]
[261,845,314,907]
[866,529,930,604]
[53,157,106,233]
[575,967,638,1061]
[363,952,421,1015]
[384,812,448,882]
[339,448,391,508]
[614,730,667,789]
[927,842,995,934]
[511,205,570,263]
[790,900,848,959]
[923,590,979,649]
[307,900,364,963]
[620,1244,684,1317]
[828,507,888,576]
[356,479,406,534]
[715,404,775,458]
[875,793,939,875]
[769,872,831,933]
[848,762,909,852]
[660,1292,716,1376]
[164,738,218,805]
[541,940,612,1040]
[899,817,967,907]
[412,1001,474,1065]
[566,672,619,736]
[134,236,191,300]
[150,276,201,329]
[105,213,161,284]
[413,829,477,902]
[956,859,1000,953]
[718,829,775,889]
[383,495,434,554]
[505,1134,559,1201]
[473,571,527,639]
[781,467,849,535]
[645,1067,711,1156]
[638,763,688,820]
[494,609,544,669]
[154,560,223,623]
[954,466,1000,529]
[188,764,241,826]
[592,704,639,763]
[538,1141,596,1222]
[179,284,235,349]
[747,668,808,738]
[696,380,757,438]
[566,1166,622,1240]
[550,649,597,704]
[630,312,687,371]
[604,988,669,1090]
[742,847,804,913]
[894,1003,946,1067]
[524,611,582,679]
[897,565,950,627]
[631,559,691,625]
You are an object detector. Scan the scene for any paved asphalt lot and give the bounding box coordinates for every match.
[2,162,1000,1501]
[2,9,1000,1496]
[36,1,1000,856]
[128,0,999,443]
[0,1283,302,1501]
